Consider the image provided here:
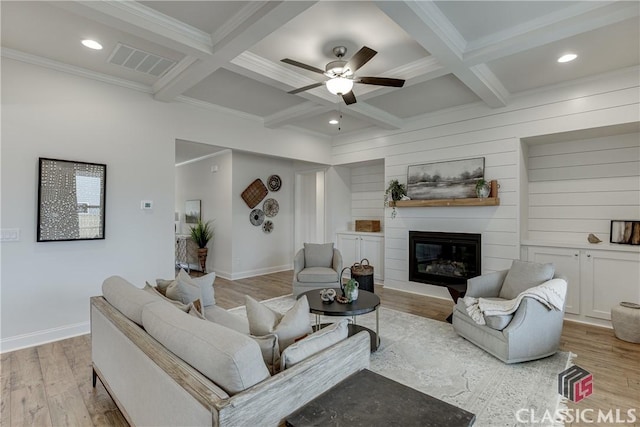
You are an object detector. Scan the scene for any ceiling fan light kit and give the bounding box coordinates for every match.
[282,45,405,105]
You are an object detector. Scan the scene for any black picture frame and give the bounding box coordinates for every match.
[610,220,640,245]
[37,157,106,242]
[407,157,485,200]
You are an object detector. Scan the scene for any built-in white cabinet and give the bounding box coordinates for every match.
[524,242,640,326]
[336,232,384,281]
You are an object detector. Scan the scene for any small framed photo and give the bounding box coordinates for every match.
[610,220,640,245]
[37,158,106,242]
[185,200,201,224]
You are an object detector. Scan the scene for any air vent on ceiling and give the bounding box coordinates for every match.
[107,43,176,77]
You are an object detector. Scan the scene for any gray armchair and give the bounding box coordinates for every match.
[452,261,567,364]
[292,243,342,297]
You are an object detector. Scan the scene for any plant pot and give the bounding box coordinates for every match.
[197,248,208,273]
[476,183,490,198]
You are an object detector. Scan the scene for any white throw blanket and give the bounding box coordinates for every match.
[462,278,567,326]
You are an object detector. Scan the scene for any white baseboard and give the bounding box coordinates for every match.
[0,322,90,353]
[230,264,293,281]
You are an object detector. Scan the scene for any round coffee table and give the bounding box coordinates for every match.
[301,289,381,351]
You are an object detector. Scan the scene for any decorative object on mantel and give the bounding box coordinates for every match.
[587,233,602,244]
[189,219,214,273]
[610,220,640,245]
[241,178,268,208]
[262,220,274,234]
[267,174,282,192]
[475,179,490,198]
[384,179,407,219]
[263,198,279,217]
[249,209,265,226]
[407,157,484,201]
[37,157,106,242]
[390,180,500,208]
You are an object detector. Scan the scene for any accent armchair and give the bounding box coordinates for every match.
[293,243,342,297]
[452,260,567,364]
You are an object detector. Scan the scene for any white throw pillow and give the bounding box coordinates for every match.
[245,295,313,351]
[177,269,216,307]
[165,274,201,305]
[144,282,190,312]
[280,319,348,371]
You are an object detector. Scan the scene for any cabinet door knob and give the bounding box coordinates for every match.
[587,254,591,258]
[574,253,579,257]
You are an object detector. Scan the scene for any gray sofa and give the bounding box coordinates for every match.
[452,262,567,364]
[92,276,370,426]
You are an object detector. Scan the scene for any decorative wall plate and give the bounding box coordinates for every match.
[267,175,282,192]
[263,198,279,217]
[249,209,265,226]
[241,179,268,208]
[262,220,273,234]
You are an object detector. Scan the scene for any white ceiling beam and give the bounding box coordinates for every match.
[153,1,317,101]
[377,0,508,108]
[464,1,640,65]
[56,1,214,58]
[264,102,331,129]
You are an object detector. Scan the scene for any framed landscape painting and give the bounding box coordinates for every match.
[407,158,484,200]
[185,200,201,224]
[37,158,106,242]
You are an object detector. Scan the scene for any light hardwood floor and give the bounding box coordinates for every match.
[2,270,638,426]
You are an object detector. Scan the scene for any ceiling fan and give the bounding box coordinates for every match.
[281,46,405,105]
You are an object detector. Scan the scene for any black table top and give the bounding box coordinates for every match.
[301,289,380,316]
[285,369,476,427]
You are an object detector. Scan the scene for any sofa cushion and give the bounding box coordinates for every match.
[297,267,339,283]
[142,301,270,395]
[251,334,280,375]
[178,269,216,307]
[304,243,334,268]
[187,302,206,320]
[499,260,555,300]
[280,319,348,371]
[245,295,313,350]
[155,278,174,296]
[102,276,162,326]
[203,305,250,334]
[144,283,190,312]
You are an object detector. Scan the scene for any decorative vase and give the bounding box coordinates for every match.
[342,279,359,302]
[476,183,490,198]
[197,248,208,273]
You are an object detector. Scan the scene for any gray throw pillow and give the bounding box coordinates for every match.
[304,243,334,268]
[245,295,313,351]
[499,260,555,300]
[165,275,201,305]
[144,283,190,312]
[177,269,216,306]
[280,319,348,370]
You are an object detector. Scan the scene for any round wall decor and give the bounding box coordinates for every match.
[267,175,282,192]
[263,198,279,217]
[249,209,265,226]
[262,220,274,234]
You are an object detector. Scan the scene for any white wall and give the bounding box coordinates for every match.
[0,58,330,351]
[175,150,233,275]
[230,151,295,279]
[325,166,352,241]
[526,132,640,244]
[331,67,640,299]
[350,161,384,231]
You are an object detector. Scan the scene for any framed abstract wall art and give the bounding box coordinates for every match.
[407,158,485,200]
[610,220,640,245]
[37,158,106,242]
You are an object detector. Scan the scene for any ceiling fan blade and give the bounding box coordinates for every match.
[346,46,377,73]
[281,58,325,75]
[342,91,357,105]
[356,77,405,87]
[288,82,324,95]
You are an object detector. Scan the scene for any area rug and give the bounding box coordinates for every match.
[230,295,572,427]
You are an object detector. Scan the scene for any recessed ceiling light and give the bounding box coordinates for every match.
[557,53,577,63]
[329,119,339,125]
[82,39,103,50]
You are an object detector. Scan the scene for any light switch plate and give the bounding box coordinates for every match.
[141,200,153,210]
[1,228,20,241]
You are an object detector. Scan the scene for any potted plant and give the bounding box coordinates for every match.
[384,179,407,219]
[190,219,214,273]
[475,179,490,198]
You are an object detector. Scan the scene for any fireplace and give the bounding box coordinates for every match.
[409,231,481,287]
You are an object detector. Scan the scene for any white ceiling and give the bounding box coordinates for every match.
[2,0,639,145]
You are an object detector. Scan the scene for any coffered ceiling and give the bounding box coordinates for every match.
[2,1,639,138]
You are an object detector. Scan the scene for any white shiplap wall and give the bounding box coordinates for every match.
[351,161,384,230]
[330,67,640,298]
[527,132,640,243]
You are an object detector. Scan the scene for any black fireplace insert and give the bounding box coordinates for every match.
[409,231,481,287]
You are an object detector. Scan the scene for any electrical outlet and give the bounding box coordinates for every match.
[141,200,153,210]
[0,228,20,242]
